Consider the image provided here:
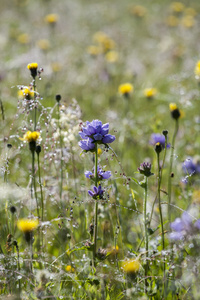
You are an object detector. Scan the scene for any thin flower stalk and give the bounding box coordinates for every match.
[57,103,64,205]
[36,149,44,222]
[144,176,148,294]
[93,143,99,263]
[157,151,165,251]
[31,149,40,219]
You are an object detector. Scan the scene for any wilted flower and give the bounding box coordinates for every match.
[88,185,104,199]
[150,133,170,149]
[138,162,154,177]
[27,63,38,79]
[118,83,134,98]
[79,120,115,152]
[143,88,157,99]
[121,259,140,274]
[85,166,111,180]
[169,211,200,240]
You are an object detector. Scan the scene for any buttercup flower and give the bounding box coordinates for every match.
[17,33,30,44]
[85,166,111,180]
[166,15,179,27]
[19,131,40,143]
[150,133,170,149]
[88,185,104,199]
[79,120,115,152]
[143,88,157,99]
[27,63,38,79]
[87,45,102,56]
[118,83,134,98]
[121,259,140,274]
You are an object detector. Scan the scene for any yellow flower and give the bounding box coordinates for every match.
[93,32,115,52]
[181,15,195,28]
[143,88,157,99]
[194,61,200,77]
[118,83,134,97]
[93,31,109,44]
[169,103,184,119]
[18,87,34,100]
[27,63,38,78]
[37,39,50,50]
[19,131,40,142]
[130,5,147,17]
[184,7,197,17]
[87,45,102,56]
[166,15,179,27]
[170,2,185,13]
[17,219,39,233]
[51,62,62,72]
[44,13,59,24]
[105,51,119,63]
[66,265,75,272]
[97,148,102,156]
[17,33,30,44]
[121,259,140,274]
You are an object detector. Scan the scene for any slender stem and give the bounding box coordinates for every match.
[37,153,44,222]
[168,120,179,226]
[144,176,148,294]
[93,144,98,265]
[157,152,165,251]
[31,150,40,219]
[57,103,64,206]
[33,79,37,131]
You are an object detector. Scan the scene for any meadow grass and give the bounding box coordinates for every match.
[0,0,200,299]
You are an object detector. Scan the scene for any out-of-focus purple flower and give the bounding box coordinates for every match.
[169,211,200,241]
[150,133,170,149]
[79,120,115,152]
[138,162,154,177]
[182,157,200,175]
[85,166,111,181]
[88,185,104,199]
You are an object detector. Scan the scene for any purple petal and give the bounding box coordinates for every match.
[88,190,94,197]
[169,232,184,240]
[170,218,184,232]
[93,133,103,141]
[101,171,111,179]
[101,123,109,135]
[182,211,192,230]
[85,171,93,179]
[93,186,98,194]
[78,140,95,151]
[194,219,200,230]
[102,134,115,144]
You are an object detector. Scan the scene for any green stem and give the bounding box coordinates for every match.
[37,153,44,222]
[144,176,148,294]
[93,143,98,266]
[31,150,40,219]
[168,120,179,226]
[33,79,37,131]
[57,103,64,206]
[157,152,165,251]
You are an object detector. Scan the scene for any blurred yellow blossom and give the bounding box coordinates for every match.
[105,50,119,63]
[143,88,157,99]
[130,5,147,17]
[181,15,195,28]
[194,61,200,77]
[93,31,115,53]
[18,87,34,100]
[184,7,197,17]
[118,83,134,97]
[51,62,62,72]
[121,259,140,274]
[19,131,40,142]
[169,103,184,119]
[66,265,75,272]
[17,219,39,233]
[44,13,59,24]
[87,45,102,56]
[166,15,179,27]
[37,39,50,50]
[170,2,185,13]
[98,148,102,156]
[17,33,30,44]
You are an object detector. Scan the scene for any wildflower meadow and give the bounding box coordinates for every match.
[1,0,200,299]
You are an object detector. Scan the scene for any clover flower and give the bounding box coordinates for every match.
[79,120,115,152]
[85,166,111,181]
[19,131,40,143]
[143,88,157,99]
[169,103,183,120]
[150,133,170,149]
[169,211,200,241]
[27,62,38,79]
[138,162,154,177]
[118,83,134,98]
[121,258,140,274]
[88,185,104,199]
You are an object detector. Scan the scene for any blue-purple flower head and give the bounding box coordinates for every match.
[169,211,200,241]
[150,133,170,150]
[182,157,200,175]
[79,120,115,152]
[85,166,111,181]
[88,185,104,199]
[138,162,154,177]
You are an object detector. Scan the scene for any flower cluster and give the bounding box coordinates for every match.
[88,185,104,199]
[85,166,111,181]
[169,211,200,241]
[79,120,115,152]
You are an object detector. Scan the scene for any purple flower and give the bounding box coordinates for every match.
[138,162,154,177]
[169,211,200,241]
[85,166,111,181]
[79,120,115,151]
[150,133,170,149]
[182,157,200,175]
[88,185,104,199]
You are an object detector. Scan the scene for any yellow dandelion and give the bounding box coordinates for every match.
[44,13,59,24]
[130,5,147,17]
[66,265,75,272]
[169,103,183,119]
[194,61,200,77]
[166,15,179,27]
[118,83,134,97]
[170,2,185,13]
[27,63,38,78]
[17,33,30,44]
[19,131,40,143]
[143,88,157,99]
[105,51,119,63]
[17,219,39,233]
[87,45,102,56]
[121,259,140,274]
[181,15,195,28]
[37,39,50,51]
[18,87,34,100]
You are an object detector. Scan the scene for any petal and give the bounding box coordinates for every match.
[85,171,93,179]
[170,218,184,232]
[93,133,103,141]
[102,134,115,144]
[169,232,184,240]
[88,190,94,197]
[101,123,109,135]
